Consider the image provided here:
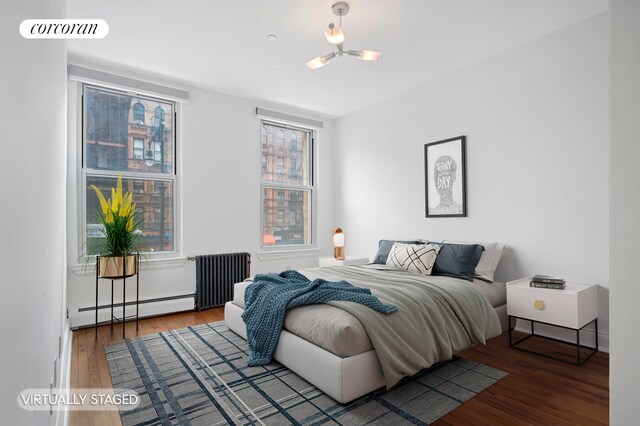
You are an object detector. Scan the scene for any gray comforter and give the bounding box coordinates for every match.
[302,264,502,389]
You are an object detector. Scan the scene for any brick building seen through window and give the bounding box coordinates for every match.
[83,85,176,253]
[261,121,312,246]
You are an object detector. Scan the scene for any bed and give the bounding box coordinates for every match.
[225,262,507,404]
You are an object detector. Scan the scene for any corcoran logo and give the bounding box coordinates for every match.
[19,19,109,39]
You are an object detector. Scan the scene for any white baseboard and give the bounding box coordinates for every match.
[70,297,195,329]
[54,323,72,426]
[514,319,609,353]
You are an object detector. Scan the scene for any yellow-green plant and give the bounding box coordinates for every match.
[89,176,143,257]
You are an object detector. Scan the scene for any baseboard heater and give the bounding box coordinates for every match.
[194,252,251,310]
[75,293,195,329]
[78,293,195,313]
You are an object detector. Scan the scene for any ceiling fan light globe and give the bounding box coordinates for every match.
[306,56,328,70]
[324,27,345,45]
[361,50,382,61]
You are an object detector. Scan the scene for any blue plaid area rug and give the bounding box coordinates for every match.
[105,321,506,425]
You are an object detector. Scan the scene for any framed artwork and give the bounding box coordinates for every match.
[424,136,467,217]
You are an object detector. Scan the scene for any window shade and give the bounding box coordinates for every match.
[256,107,323,129]
[68,64,189,103]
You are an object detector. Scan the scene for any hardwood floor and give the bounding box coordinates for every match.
[435,332,609,426]
[69,309,224,426]
[69,309,609,425]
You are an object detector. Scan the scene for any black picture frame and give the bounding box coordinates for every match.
[424,136,467,217]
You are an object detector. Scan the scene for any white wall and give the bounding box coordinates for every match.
[610,0,640,423]
[66,69,335,327]
[334,14,609,341]
[0,0,70,424]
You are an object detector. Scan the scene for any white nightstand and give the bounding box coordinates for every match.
[318,257,369,267]
[507,277,598,365]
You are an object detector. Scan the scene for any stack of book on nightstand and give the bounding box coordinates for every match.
[530,274,566,289]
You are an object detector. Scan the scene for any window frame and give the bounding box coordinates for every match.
[79,82,180,258]
[133,137,144,160]
[133,102,145,124]
[260,120,316,251]
[277,129,285,148]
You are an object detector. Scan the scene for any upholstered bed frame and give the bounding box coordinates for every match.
[225,301,508,404]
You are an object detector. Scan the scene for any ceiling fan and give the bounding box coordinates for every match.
[306,1,382,70]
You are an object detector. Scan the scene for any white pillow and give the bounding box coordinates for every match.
[386,243,441,275]
[443,240,504,282]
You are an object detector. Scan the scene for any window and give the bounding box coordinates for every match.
[290,133,297,151]
[153,181,163,195]
[93,145,124,170]
[133,138,144,160]
[85,88,129,145]
[290,158,297,177]
[83,84,176,254]
[133,102,145,124]
[261,154,267,172]
[260,121,313,248]
[154,142,162,162]
[262,127,267,145]
[133,181,144,194]
[277,129,285,148]
[153,105,165,127]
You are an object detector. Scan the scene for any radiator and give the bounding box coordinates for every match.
[195,252,251,310]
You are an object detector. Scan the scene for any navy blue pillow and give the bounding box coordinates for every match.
[430,243,484,281]
[373,239,422,264]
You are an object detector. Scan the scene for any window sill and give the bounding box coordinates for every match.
[256,248,322,261]
[71,256,189,276]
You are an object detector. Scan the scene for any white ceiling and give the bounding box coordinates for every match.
[67,0,608,118]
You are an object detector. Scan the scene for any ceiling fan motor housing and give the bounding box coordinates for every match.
[332,2,350,17]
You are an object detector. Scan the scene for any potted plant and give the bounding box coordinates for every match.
[89,175,143,278]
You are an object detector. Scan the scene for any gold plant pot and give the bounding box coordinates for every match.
[98,255,139,278]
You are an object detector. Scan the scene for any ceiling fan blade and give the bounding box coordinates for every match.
[347,49,382,61]
[306,52,336,70]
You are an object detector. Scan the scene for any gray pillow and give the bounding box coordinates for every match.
[373,239,422,264]
[430,242,484,281]
[443,240,504,282]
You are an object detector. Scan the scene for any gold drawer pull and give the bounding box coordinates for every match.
[534,299,545,310]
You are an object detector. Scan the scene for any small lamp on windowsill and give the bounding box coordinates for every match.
[333,228,345,260]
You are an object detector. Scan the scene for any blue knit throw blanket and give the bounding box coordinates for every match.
[242,270,397,366]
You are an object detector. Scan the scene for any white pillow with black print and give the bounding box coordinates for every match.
[386,243,441,275]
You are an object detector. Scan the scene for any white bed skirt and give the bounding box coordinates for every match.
[224,302,386,404]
